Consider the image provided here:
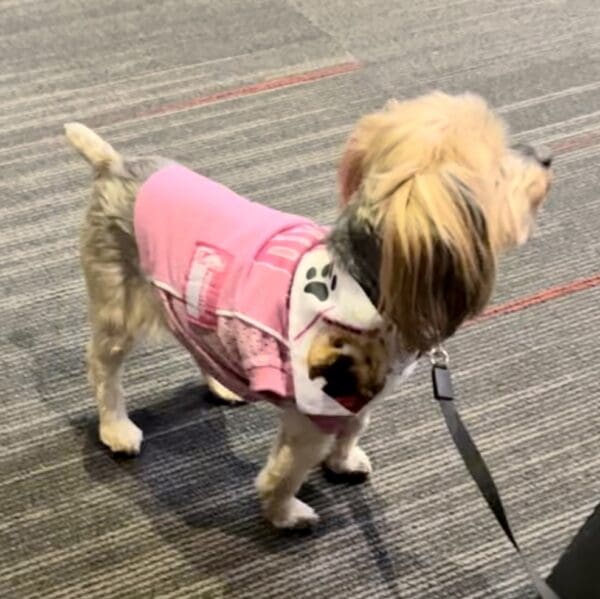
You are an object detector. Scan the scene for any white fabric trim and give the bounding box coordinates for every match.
[265,246,300,261]
[254,260,298,275]
[152,279,183,300]
[271,234,313,247]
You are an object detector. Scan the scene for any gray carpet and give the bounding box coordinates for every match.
[2,1,600,597]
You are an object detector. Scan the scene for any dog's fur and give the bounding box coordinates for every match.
[65,91,552,529]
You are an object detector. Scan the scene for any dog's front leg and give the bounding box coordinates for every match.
[324,409,372,479]
[256,406,334,529]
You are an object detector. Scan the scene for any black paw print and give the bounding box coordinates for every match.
[304,262,338,301]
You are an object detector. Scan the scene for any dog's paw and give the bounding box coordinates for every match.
[267,498,319,530]
[99,418,143,455]
[324,446,372,482]
[206,376,245,404]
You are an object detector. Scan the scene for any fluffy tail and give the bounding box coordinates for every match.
[64,122,122,172]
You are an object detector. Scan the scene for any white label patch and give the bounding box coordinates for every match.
[184,244,231,329]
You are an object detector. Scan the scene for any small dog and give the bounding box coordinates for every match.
[65,91,551,528]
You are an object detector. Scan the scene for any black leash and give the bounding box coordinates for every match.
[429,347,560,599]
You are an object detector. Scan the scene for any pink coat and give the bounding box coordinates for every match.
[134,164,405,433]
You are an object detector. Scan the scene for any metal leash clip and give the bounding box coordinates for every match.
[428,345,450,367]
[429,346,454,401]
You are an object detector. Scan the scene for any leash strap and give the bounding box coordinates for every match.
[430,353,560,599]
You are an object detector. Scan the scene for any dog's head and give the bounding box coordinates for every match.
[307,326,390,404]
[337,91,552,352]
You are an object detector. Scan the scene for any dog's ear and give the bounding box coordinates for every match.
[378,167,496,352]
[338,108,400,205]
[338,136,365,205]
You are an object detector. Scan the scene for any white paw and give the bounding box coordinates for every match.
[99,418,143,455]
[326,445,372,476]
[268,497,319,529]
[206,376,244,403]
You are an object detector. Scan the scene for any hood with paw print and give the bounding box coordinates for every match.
[287,244,390,417]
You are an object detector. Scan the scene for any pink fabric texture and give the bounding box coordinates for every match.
[134,164,343,429]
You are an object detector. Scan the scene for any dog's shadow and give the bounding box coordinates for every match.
[77,385,361,539]
[74,382,496,597]
[77,384,281,542]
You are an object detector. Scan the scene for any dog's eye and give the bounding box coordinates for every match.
[365,356,373,367]
[332,337,344,349]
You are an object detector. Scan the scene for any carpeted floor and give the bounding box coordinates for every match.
[2,1,600,597]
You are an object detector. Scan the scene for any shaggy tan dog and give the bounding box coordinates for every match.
[65,91,551,528]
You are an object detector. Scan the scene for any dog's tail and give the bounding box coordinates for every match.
[64,123,122,172]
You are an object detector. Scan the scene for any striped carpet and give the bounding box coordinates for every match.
[2,1,600,597]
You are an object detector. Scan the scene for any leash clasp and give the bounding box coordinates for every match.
[430,346,453,401]
[429,346,449,368]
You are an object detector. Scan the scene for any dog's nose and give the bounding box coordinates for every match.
[534,144,553,169]
[512,143,553,168]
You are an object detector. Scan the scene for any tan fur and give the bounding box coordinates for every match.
[65,122,123,172]
[338,92,552,351]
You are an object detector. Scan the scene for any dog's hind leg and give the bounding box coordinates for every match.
[87,322,142,454]
[68,123,169,454]
[84,267,165,454]
[80,179,165,455]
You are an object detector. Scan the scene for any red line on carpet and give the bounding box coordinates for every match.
[141,61,362,117]
[473,274,600,324]
[549,129,600,155]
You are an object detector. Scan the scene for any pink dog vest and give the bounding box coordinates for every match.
[134,164,404,432]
